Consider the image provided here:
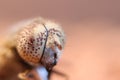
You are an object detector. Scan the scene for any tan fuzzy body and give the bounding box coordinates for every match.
[0,41,30,80]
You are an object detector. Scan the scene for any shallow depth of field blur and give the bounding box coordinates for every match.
[0,0,120,80]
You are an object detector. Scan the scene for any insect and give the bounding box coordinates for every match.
[4,17,66,80]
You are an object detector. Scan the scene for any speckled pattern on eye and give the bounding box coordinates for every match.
[16,18,65,66]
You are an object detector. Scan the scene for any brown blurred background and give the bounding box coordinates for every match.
[0,0,120,80]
